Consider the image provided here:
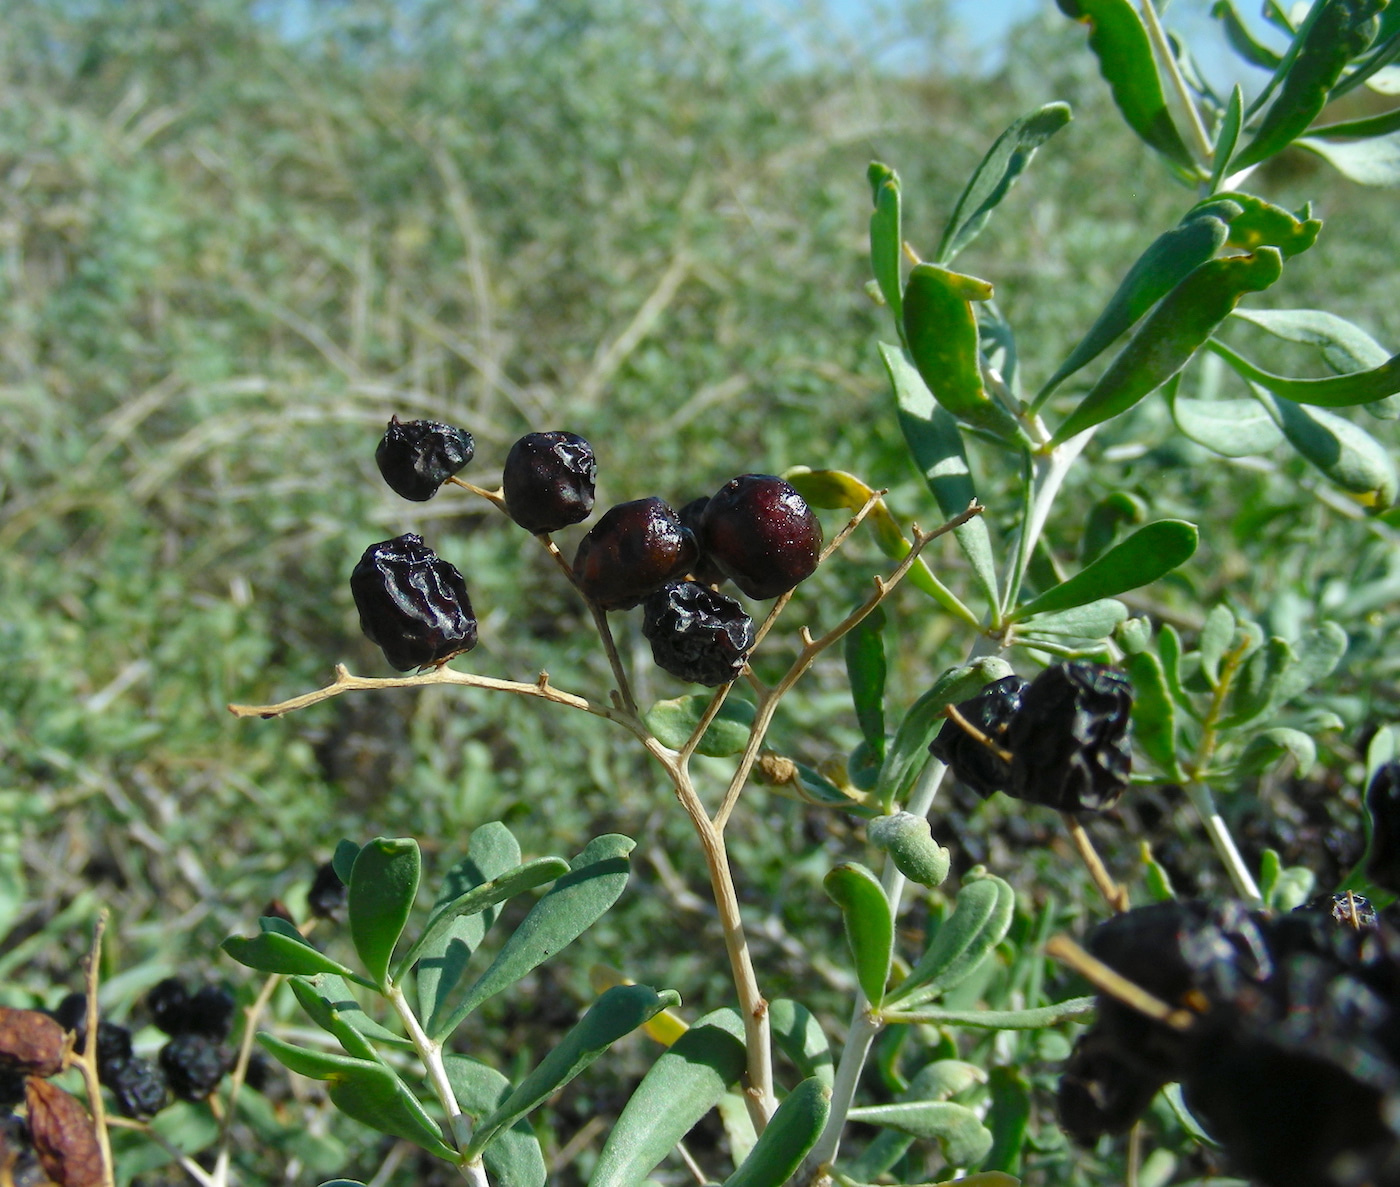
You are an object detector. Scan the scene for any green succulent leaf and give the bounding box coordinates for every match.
[1052,249,1283,444]
[431,834,634,1039]
[417,822,521,1026]
[1232,727,1318,776]
[868,163,904,326]
[587,1009,747,1187]
[1213,3,1283,70]
[398,857,570,980]
[985,1066,1033,1175]
[722,1077,830,1187]
[1211,86,1247,192]
[880,342,1000,614]
[769,999,834,1089]
[467,985,680,1158]
[1167,387,1286,456]
[889,875,1015,1007]
[1198,605,1239,688]
[824,862,895,1006]
[845,606,888,764]
[845,1100,994,1166]
[1012,520,1199,620]
[1234,307,1391,372]
[288,974,413,1059]
[1203,192,1322,258]
[331,840,360,887]
[1124,648,1182,777]
[1254,388,1398,508]
[1233,0,1386,170]
[1037,211,1231,403]
[902,265,1026,444]
[444,1056,547,1187]
[643,695,756,757]
[1056,0,1197,171]
[1015,599,1129,644]
[937,102,1073,265]
[877,658,1015,807]
[347,837,420,988]
[221,918,364,983]
[1211,337,1400,410]
[257,1036,454,1159]
[869,812,952,888]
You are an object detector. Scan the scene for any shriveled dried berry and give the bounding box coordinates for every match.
[375,416,474,502]
[306,861,347,920]
[1364,760,1400,895]
[25,1078,103,1187]
[1007,661,1132,812]
[52,997,131,1082]
[1302,891,1380,930]
[573,498,698,611]
[502,431,597,534]
[677,497,728,587]
[642,581,755,686]
[105,1057,168,1119]
[184,986,236,1041]
[699,475,822,600]
[929,675,1029,798]
[1057,1031,1166,1146]
[159,1034,228,1102]
[350,534,477,671]
[146,979,190,1037]
[0,1009,65,1078]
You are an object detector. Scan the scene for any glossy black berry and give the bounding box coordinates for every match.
[53,995,132,1079]
[573,498,698,611]
[929,675,1028,799]
[146,979,190,1037]
[306,861,347,920]
[159,1034,228,1102]
[1007,661,1132,812]
[502,431,597,534]
[375,416,474,501]
[677,497,728,587]
[699,475,822,600]
[350,534,477,671]
[642,582,755,686]
[106,1057,168,1118]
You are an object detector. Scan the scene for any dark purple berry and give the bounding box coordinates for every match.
[1007,661,1132,813]
[159,1034,229,1102]
[146,979,190,1037]
[375,416,474,501]
[350,533,477,671]
[1056,1031,1165,1146]
[930,675,1028,799]
[52,996,132,1080]
[184,986,236,1041]
[642,582,755,686]
[306,861,347,920]
[502,431,597,534]
[106,1057,168,1118]
[573,498,698,611]
[1303,891,1380,930]
[677,497,727,587]
[699,475,822,600]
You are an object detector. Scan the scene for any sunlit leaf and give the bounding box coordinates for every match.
[824,862,894,1006]
[644,695,755,757]
[868,163,904,326]
[722,1077,830,1187]
[348,837,421,987]
[889,875,1015,1007]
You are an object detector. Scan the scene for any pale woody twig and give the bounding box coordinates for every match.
[79,913,117,1187]
[1045,934,1196,1031]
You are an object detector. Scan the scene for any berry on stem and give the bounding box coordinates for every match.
[375,416,475,502]
[573,498,698,610]
[699,474,822,599]
[642,581,755,686]
[350,534,477,671]
[502,431,597,533]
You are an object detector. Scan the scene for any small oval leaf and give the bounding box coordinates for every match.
[824,862,895,1006]
[889,875,1015,1007]
[348,838,421,988]
[222,920,361,982]
[722,1077,831,1187]
[644,695,756,757]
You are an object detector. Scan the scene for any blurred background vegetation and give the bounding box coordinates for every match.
[4,0,1400,1180]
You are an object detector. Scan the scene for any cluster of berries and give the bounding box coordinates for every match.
[1059,895,1400,1187]
[930,660,1133,813]
[356,419,823,686]
[53,979,237,1119]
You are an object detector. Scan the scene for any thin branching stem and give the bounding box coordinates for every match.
[78,912,117,1187]
[1046,934,1196,1030]
[1138,0,1214,164]
[1062,814,1130,912]
[212,969,286,1187]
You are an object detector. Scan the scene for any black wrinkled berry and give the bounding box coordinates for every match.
[929,675,1028,798]
[306,861,347,920]
[502,431,597,534]
[642,581,755,686]
[53,995,132,1079]
[699,475,822,600]
[351,534,477,671]
[1303,891,1380,930]
[1007,661,1132,812]
[146,979,190,1037]
[159,1034,229,1102]
[375,416,474,501]
[1364,761,1400,895]
[106,1057,168,1118]
[150,980,235,1040]
[573,498,698,611]
[1056,1031,1165,1146]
